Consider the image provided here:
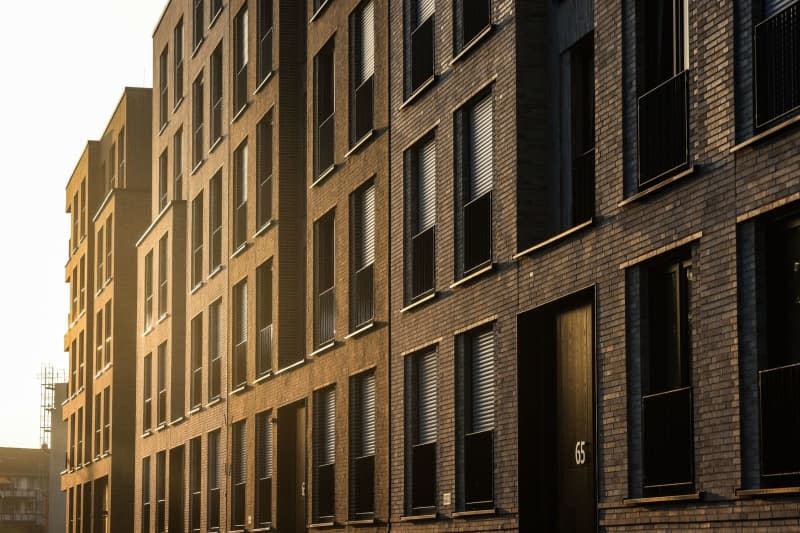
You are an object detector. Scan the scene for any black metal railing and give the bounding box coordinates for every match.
[352,264,374,330]
[257,324,272,377]
[317,113,335,176]
[352,454,375,517]
[411,16,435,92]
[642,386,694,496]
[315,286,335,347]
[464,430,494,510]
[755,2,800,129]
[464,191,492,274]
[572,148,595,225]
[233,341,247,388]
[411,227,435,299]
[354,76,374,142]
[638,70,689,187]
[258,28,273,84]
[759,362,800,484]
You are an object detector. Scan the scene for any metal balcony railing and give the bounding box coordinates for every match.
[642,385,694,496]
[638,70,689,186]
[572,148,595,225]
[411,227,435,300]
[315,286,335,347]
[352,264,374,330]
[257,324,272,376]
[759,361,800,483]
[755,2,800,129]
[317,113,335,176]
[464,191,492,274]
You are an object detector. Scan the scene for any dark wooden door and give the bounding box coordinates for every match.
[277,401,307,533]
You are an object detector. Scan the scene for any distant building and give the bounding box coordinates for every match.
[0,447,48,533]
[48,383,66,533]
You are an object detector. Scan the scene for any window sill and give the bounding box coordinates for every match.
[450,24,494,66]
[618,165,697,208]
[450,262,494,289]
[188,405,202,415]
[344,321,375,340]
[309,341,336,358]
[735,486,800,498]
[345,130,375,159]
[190,281,205,295]
[730,113,800,153]
[141,430,152,438]
[157,313,170,324]
[142,326,154,337]
[170,416,185,426]
[310,164,338,188]
[158,121,169,136]
[230,242,250,259]
[622,492,703,506]
[254,71,273,95]
[400,292,437,313]
[191,38,204,59]
[452,508,496,518]
[173,96,184,113]
[399,513,437,522]
[250,528,272,532]
[254,220,273,238]
[231,103,249,124]
[229,384,248,396]
[254,371,273,385]
[514,219,594,260]
[274,358,307,376]
[78,309,86,320]
[209,7,223,29]
[207,265,225,281]
[307,522,336,529]
[309,0,332,22]
[209,136,224,154]
[401,76,437,109]
[101,451,111,458]
[344,518,375,526]
[191,158,205,176]
[206,397,223,408]
[156,423,167,432]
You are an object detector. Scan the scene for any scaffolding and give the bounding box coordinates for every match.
[38,363,66,449]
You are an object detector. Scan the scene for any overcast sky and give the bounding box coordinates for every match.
[0,0,166,448]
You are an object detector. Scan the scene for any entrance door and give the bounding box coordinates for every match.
[278,400,307,533]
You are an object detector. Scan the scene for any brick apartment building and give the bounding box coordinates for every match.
[62,0,800,532]
[0,447,49,533]
[61,87,153,533]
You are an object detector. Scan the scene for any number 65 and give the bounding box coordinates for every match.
[574,441,586,465]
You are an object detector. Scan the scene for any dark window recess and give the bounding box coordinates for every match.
[351,183,375,330]
[234,7,249,113]
[568,33,595,225]
[455,0,490,52]
[231,421,247,530]
[159,47,168,128]
[315,40,335,177]
[141,457,151,533]
[257,113,273,229]
[174,20,184,106]
[409,0,435,94]
[636,0,689,186]
[350,371,376,519]
[192,72,204,167]
[192,193,203,288]
[211,44,223,144]
[314,212,335,347]
[256,411,273,528]
[258,0,273,84]
[641,258,694,497]
[173,128,183,200]
[407,350,437,514]
[193,0,204,49]
[408,138,436,301]
[157,344,167,426]
[168,446,185,533]
[158,150,168,212]
[190,314,203,409]
[143,355,152,432]
[208,430,221,531]
[233,280,248,388]
[209,300,222,400]
[256,262,273,377]
[211,0,223,20]
[155,452,166,533]
[233,142,248,250]
[755,1,800,129]
[189,438,201,533]
[351,1,374,143]
[209,172,223,271]
[314,387,336,522]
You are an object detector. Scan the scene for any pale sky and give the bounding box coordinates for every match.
[0,1,166,448]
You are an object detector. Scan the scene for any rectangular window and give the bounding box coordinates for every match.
[168,446,185,533]
[256,112,273,229]
[158,149,168,212]
[72,194,79,251]
[455,0,490,53]
[255,411,273,528]
[94,394,101,458]
[231,420,247,530]
[406,136,436,301]
[79,256,85,312]
[349,370,375,518]
[457,92,493,276]
[211,0,223,20]
[95,311,103,373]
[193,71,205,168]
[173,128,183,200]
[109,143,117,189]
[78,331,85,391]
[211,43,223,145]
[141,456,151,533]
[314,386,336,522]
[192,193,204,288]
[190,313,203,410]
[102,387,110,453]
[350,1,374,143]
[118,129,126,186]
[158,235,168,318]
[80,179,86,238]
[171,339,185,422]
[208,429,221,531]
[155,451,166,533]
[71,268,77,321]
[193,0,204,50]
[104,300,112,366]
[96,227,104,290]
[159,46,168,128]
[76,407,84,466]
[209,171,223,272]
[189,437,201,533]
[256,262,272,377]
[69,414,75,469]
[209,299,222,400]
[350,181,375,330]
[233,141,248,250]
[70,340,77,396]
[233,280,248,388]
[314,211,335,347]
[143,354,152,432]
[144,251,153,331]
[406,349,437,514]
[174,20,184,106]
[234,7,249,114]
[406,0,435,95]
[157,343,167,427]
[68,487,74,532]
[257,0,273,84]
[458,327,494,510]
[75,484,82,532]
[755,1,800,128]
[105,216,113,282]
[314,39,335,177]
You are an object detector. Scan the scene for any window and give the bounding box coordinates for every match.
[158,149,168,211]
[102,387,110,453]
[69,414,75,469]
[209,171,223,271]
[406,136,436,301]
[458,327,494,510]
[314,39,335,177]
[143,354,152,432]
[314,211,335,347]
[233,279,248,388]
[314,386,336,522]
[71,268,77,321]
[174,20,184,106]
[76,407,84,466]
[168,446,185,533]
[255,411,273,528]
[233,141,248,250]
[190,313,203,409]
[141,456,151,533]
[231,420,247,530]
[118,129,126,186]
[95,310,103,372]
[105,216,113,282]
[636,0,689,186]
[75,485,82,532]
[79,256,85,312]
[80,179,86,238]
[234,6,249,114]
[94,394,101,458]
[96,227,104,289]
[754,1,800,128]
[193,0,204,50]
[350,181,375,330]
[350,1,374,143]
[104,300,112,366]
[174,128,183,200]
[158,235,168,318]
[189,437,201,533]
[193,71,205,168]
[405,349,437,514]
[211,0,223,21]
[192,193,204,288]
[155,451,166,533]
[68,487,74,531]
[159,46,168,128]
[78,331,85,390]
[72,193,79,251]
[209,299,222,400]
[456,92,493,276]
[257,0,273,84]
[208,429,221,531]
[455,0,490,53]
[109,143,117,189]
[211,43,223,145]
[256,261,272,377]
[157,343,167,427]
[406,0,435,96]
[70,340,77,396]
[349,370,375,519]
[256,112,272,229]
[144,251,153,331]
[171,340,185,421]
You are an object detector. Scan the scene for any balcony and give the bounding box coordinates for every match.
[755,2,800,129]
[351,264,374,330]
[411,227,435,300]
[638,70,689,186]
[463,191,492,274]
[641,385,694,496]
[759,362,800,485]
[315,286,335,347]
